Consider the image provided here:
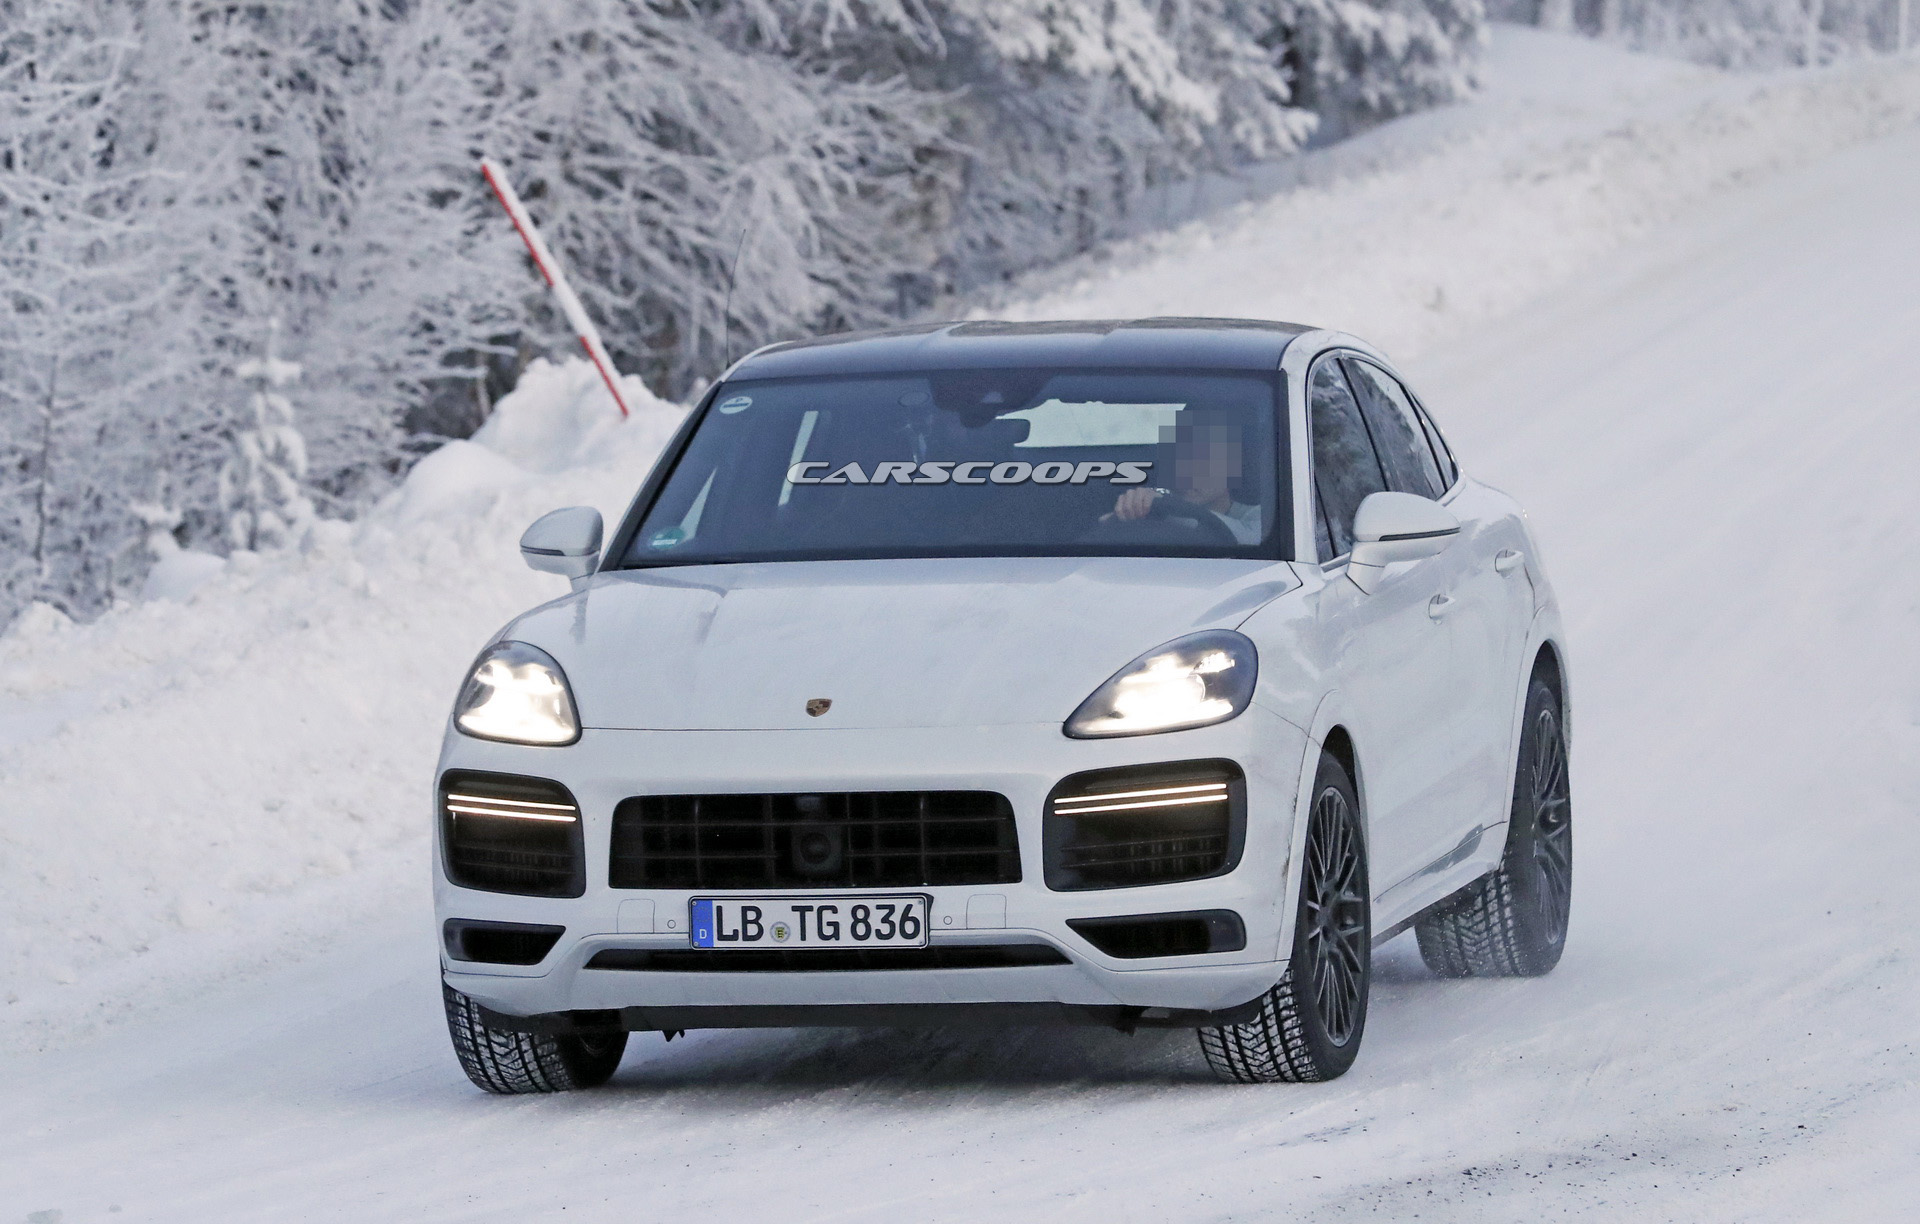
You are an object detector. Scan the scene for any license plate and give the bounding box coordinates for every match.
[689,895,929,950]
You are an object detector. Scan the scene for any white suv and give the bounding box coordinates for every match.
[434,319,1571,1092]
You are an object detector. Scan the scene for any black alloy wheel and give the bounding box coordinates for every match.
[1528,698,1573,949]
[1199,752,1371,1082]
[1302,780,1369,1046]
[1415,673,1573,978]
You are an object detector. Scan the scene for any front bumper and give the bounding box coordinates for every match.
[435,711,1310,1022]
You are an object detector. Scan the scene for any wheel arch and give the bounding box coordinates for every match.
[1526,629,1571,750]
[1278,691,1368,959]
[1296,689,1367,851]
[1320,724,1360,813]
[1488,616,1571,845]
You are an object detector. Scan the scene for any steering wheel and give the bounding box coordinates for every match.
[1084,492,1241,547]
[1143,491,1241,547]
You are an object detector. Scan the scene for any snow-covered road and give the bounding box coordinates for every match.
[7,40,1920,1224]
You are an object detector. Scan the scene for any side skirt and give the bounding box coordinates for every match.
[1372,866,1496,947]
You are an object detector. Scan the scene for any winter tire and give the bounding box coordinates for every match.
[1415,674,1572,978]
[443,983,627,1094]
[1199,753,1370,1083]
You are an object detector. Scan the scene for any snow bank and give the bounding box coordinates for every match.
[467,358,657,475]
[140,550,227,603]
[0,363,683,1049]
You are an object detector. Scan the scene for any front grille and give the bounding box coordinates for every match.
[439,771,585,897]
[585,945,1067,972]
[608,791,1020,890]
[1044,760,1245,890]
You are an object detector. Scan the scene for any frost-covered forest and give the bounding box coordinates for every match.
[5,0,1491,625]
[1491,0,1908,67]
[0,0,1905,625]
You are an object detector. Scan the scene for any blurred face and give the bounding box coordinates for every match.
[1169,419,1244,504]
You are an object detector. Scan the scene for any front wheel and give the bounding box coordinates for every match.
[1415,674,1572,977]
[1199,753,1371,1083]
[443,984,627,1094]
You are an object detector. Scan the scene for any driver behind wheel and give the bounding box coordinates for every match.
[1104,411,1260,544]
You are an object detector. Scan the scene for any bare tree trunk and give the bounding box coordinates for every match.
[32,356,59,588]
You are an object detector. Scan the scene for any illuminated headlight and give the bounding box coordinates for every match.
[453,641,580,746]
[1064,630,1257,739]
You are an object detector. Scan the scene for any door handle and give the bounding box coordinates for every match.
[1428,594,1454,620]
[1494,549,1524,576]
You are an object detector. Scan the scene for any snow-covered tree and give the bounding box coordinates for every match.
[1269,0,1486,135]
[217,322,315,553]
[462,0,959,396]
[168,0,519,505]
[0,0,199,617]
[1488,0,1901,65]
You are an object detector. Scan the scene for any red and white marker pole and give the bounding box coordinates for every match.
[480,157,631,419]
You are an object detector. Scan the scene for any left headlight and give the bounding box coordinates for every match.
[453,641,580,746]
[1064,630,1258,739]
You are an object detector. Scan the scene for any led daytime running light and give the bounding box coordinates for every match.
[1053,781,1230,815]
[445,795,579,823]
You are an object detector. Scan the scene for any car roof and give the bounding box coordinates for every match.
[727,318,1315,381]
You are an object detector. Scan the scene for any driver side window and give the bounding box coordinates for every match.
[1308,359,1387,560]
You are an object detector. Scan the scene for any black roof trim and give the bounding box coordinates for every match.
[730,318,1315,380]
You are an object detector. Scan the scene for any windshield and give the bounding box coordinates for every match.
[618,368,1289,567]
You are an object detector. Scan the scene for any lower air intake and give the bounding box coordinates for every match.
[439,770,585,898]
[1068,910,1246,958]
[1044,759,1245,890]
[444,919,566,965]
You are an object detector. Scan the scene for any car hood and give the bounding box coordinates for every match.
[507,557,1300,731]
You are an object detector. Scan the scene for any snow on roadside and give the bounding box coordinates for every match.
[5,28,1919,1054]
[0,361,682,1051]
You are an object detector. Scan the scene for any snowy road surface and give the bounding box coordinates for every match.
[7,41,1920,1224]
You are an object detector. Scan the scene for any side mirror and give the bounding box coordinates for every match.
[1348,491,1458,593]
[520,506,603,590]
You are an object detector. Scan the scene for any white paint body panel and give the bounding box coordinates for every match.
[516,556,1302,732]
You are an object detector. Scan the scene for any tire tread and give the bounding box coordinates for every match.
[1197,966,1328,1083]
[443,983,624,1094]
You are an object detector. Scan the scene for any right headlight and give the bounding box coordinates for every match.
[1064,630,1258,739]
[453,641,580,746]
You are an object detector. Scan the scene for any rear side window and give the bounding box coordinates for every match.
[1308,359,1386,559]
[1345,359,1445,499]
[1412,396,1458,488]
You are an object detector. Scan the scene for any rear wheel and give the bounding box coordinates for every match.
[1415,675,1572,977]
[443,984,627,1094]
[1199,753,1370,1083]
